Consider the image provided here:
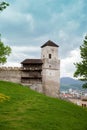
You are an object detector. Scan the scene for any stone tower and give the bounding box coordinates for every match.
[41,40,60,97]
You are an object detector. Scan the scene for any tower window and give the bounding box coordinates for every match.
[49,65,51,68]
[49,54,51,59]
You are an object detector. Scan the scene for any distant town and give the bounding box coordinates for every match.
[60,88,87,107]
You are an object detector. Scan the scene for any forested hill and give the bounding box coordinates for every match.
[60,77,84,91]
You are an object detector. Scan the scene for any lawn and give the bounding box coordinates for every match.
[0,81,87,130]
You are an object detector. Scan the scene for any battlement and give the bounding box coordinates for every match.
[0,40,60,97]
[0,67,21,71]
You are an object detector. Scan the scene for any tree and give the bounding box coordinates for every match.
[0,1,9,11]
[0,2,11,64]
[74,35,87,88]
[0,35,11,64]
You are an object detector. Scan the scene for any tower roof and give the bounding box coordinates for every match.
[41,40,59,48]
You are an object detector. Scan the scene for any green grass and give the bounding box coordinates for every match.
[0,81,87,130]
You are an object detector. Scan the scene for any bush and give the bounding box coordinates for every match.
[0,93,10,102]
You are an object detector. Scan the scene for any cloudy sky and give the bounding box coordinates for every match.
[0,0,87,78]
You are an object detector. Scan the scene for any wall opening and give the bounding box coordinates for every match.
[49,54,51,59]
[49,65,51,68]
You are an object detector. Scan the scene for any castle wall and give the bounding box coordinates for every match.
[29,83,43,93]
[0,67,21,83]
[41,46,58,60]
[0,41,60,98]
[42,68,60,97]
[0,67,43,94]
[41,46,60,97]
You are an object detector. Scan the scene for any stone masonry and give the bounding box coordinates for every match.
[0,40,60,97]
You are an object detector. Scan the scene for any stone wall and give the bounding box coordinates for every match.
[29,83,43,93]
[0,67,43,94]
[42,67,60,97]
[41,46,60,97]
[0,67,21,83]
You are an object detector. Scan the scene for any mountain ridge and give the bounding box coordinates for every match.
[60,77,84,91]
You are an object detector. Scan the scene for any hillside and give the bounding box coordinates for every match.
[60,77,84,91]
[0,81,87,130]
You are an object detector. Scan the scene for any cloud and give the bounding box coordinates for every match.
[3,45,41,67]
[0,0,87,77]
[0,9,35,36]
[1,0,87,44]
[60,48,81,77]
[11,46,40,53]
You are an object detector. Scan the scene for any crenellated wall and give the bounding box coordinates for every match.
[0,41,60,98]
[0,67,21,83]
[0,67,43,93]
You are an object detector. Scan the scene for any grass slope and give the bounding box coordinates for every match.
[0,81,87,130]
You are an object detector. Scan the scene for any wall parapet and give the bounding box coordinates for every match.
[0,67,22,71]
